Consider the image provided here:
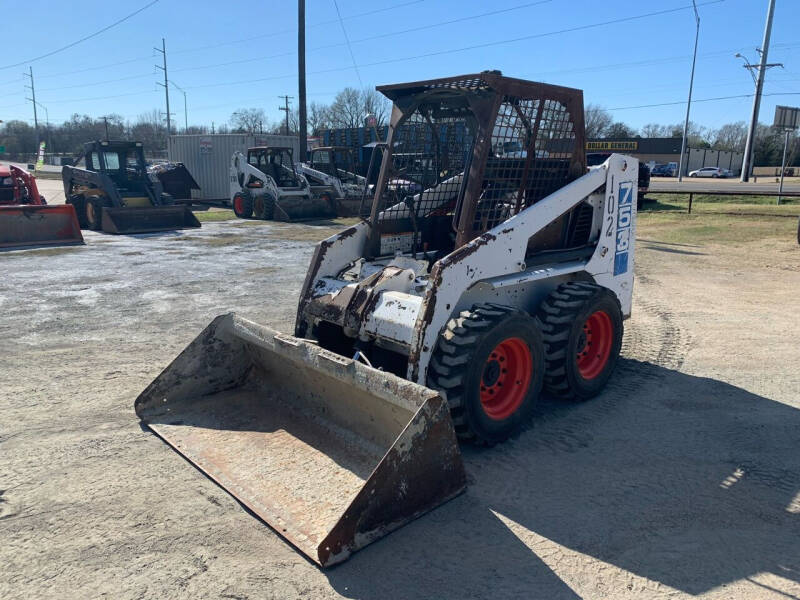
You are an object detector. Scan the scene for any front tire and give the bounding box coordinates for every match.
[253,192,276,220]
[428,304,545,445]
[68,194,87,228]
[232,191,253,218]
[537,282,623,401]
[85,197,106,231]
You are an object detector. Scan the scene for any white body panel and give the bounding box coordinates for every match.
[229,151,311,204]
[298,154,637,386]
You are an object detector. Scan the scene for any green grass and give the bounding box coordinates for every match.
[194,209,236,222]
[637,208,799,245]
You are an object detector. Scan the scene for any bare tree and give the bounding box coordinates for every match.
[230,108,268,133]
[710,122,748,152]
[360,88,390,128]
[585,104,613,139]
[307,101,331,135]
[328,88,363,129]
[606,121,637,138]
[640,123,671,138]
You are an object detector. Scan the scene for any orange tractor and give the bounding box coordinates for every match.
[0,164,83,250]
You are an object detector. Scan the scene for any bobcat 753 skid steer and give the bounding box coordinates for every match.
[136,72,637,567]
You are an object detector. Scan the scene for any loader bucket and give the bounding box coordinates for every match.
[0,204,84,250]
[135,314,466,567]
[101,205,201,234]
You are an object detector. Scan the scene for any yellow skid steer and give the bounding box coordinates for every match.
[137,72,638,566]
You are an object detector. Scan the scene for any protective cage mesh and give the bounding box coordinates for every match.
[370,91,581,245]
[364,110,476,221]
[475,97,578,232]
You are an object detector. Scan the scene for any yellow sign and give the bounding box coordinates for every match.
[586,141,638,151]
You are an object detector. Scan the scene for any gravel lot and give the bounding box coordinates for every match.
[1,215,799,599]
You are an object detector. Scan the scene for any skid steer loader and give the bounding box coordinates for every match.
[230,146,335,221]
[62,141,200,234]
[0,164,84,249]
[299,146,367,216]
[137,71,637,567]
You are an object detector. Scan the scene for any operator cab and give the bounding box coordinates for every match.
[247,146,303,189]
[81,141,150,198]
[309,146,361,184]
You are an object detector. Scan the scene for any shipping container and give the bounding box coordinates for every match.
[168,134,300,202]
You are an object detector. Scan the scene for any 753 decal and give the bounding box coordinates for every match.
[613,182,634,276]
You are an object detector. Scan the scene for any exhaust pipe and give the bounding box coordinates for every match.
[135,314,466,567]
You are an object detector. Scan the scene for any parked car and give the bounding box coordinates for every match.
[689,166,727,178]
[650,163,674,177]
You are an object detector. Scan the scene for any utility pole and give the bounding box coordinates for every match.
[155,38,172,137]
[170,80,188,132]
[740,0,778,182]
[23,66,39,148]
[278,95,293,136]
[103,116,110,140]
[298,0,308,162]
[678,1,699,182]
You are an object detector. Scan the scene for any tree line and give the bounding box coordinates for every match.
[586,104,798,167]
[0,94,795,167]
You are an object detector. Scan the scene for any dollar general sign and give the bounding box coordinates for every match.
[586,141,638,151]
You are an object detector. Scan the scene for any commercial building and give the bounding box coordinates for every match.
[587,138,744,175]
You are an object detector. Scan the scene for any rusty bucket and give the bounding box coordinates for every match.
[135,314,466,567]
[0,204,84,249]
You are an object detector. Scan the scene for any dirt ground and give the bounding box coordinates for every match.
[2,213,799,600]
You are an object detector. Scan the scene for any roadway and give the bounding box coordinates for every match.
[649,176,800,195]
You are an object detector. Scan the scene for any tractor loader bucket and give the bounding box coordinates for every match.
[0,204,84,249]
[101,205,201,234]
[135,314,466,567]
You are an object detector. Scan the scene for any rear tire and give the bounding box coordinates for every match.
[537,282,623,401]
[232,191,253,218]
[428,304,545,445]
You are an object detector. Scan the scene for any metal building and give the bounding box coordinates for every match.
[168,134,300,202]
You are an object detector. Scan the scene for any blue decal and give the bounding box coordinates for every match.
[614,182,634,276]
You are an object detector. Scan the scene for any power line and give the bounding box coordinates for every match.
[36,56,152,80]
[169,0,425,57]
[331,0,363,87]
[608,91,800,111]
[37,73,154,93]
[180,0,732,92]
[0,1,160,70]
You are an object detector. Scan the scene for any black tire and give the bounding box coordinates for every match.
[253,192,276,220]
[232,191,253,218]
[68,194,88,228]
[428,304,545,445]
[537,282,623,401]
[85,197,106,231]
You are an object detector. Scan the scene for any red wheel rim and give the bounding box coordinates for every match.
[577,310,613,380]
[233,194,244,215]
[479,337,532,421]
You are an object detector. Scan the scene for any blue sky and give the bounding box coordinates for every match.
[0,0,797,133]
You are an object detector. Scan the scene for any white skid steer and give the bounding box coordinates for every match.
[229,146,335,221]
[137,71,637,567]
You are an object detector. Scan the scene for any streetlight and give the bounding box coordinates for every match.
[170,80,188,133]
[678,0,700,182]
